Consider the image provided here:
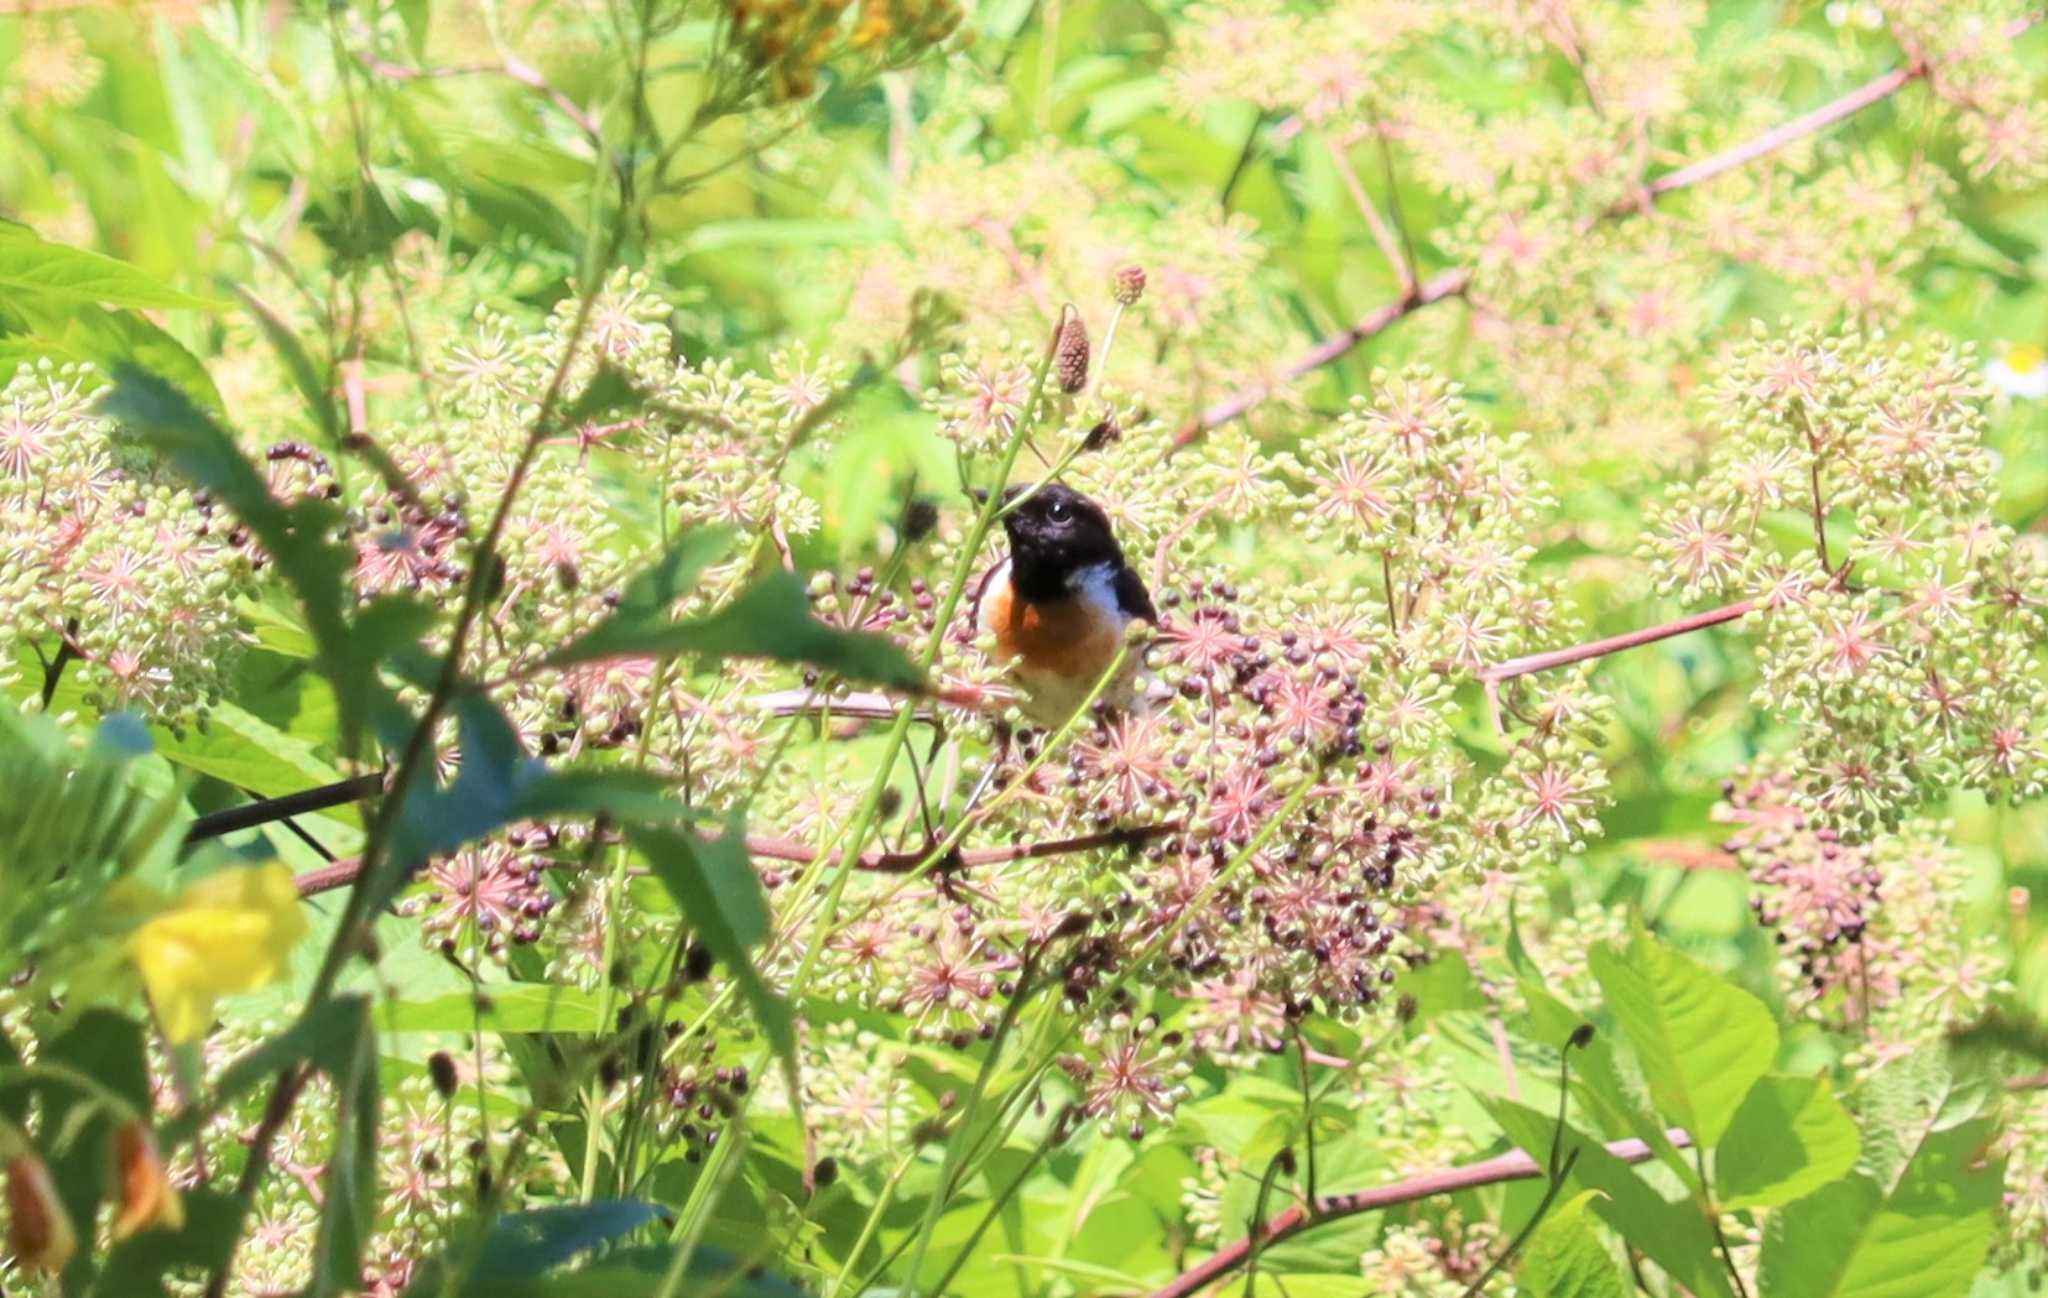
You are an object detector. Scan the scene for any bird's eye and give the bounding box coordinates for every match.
[1047,500,1071,522]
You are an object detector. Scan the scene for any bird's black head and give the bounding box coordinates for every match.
[992,482,1125,601]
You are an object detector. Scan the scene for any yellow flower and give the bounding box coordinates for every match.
[128,863,309,1043]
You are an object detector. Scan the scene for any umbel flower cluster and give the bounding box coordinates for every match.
[1644,325,2048,828]
[1717,764,2005,1042]
[0,362,254,722]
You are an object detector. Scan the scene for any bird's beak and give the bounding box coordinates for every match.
[968,486,991,505]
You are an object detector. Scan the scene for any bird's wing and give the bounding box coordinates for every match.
[969,555,1010,640]
[1112,563,1158,623]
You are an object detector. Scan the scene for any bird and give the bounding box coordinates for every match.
[973,482,1158,725]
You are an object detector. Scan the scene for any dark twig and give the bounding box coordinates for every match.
[37,618,81,709]
[1172,267,1469,448]
[183,774,386,846]
[1220,110,1268,212]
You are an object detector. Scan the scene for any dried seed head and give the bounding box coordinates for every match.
[1054,310,1090,394]
[1113,265,1146,306]
[429,1050,461,1098]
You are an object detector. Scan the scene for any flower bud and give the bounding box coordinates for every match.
[6,1151,76,1275]
[1113,265,1146,306]
[1053,310,1090,395]
[111,1120,184,1241]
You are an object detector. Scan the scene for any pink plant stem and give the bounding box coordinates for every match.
[1145,1129,1694,1298]
[1180,13,2044,444]
[1479,599,1755,684]
[1173,267,1470,447]
[1640,67,1916,200]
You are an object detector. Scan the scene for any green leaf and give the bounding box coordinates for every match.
[559,361,651,427]
[1947,1007,2048,1067]
[0,222,227,312]
[406,1244,810,1298]
[1391,951,1486,1020]
[548,529,732,668]
[1716,1074,1860,1210]
[1487,1098,1734,1298]
[156,699,354,824]
[545,569,924,692]
[377,984,609,1034]
[1518,1191,1629,1298]
[0,304,224,414]
[234,285,341,442]
[628,820,792,1064]
[97,1189,243,1294]
[468,1200,667,1277]
[308,996,381,1298]
[1757,1121,2002,1298]
[382,694,542,894]
[1588,928,1776,1146]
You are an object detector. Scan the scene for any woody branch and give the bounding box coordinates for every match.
[1144,1128,1695,1298]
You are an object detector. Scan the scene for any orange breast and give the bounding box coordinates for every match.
[984,579,1124,682]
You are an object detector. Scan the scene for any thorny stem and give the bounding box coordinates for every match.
[218,1,673,1278]
[1178,13,2044,446]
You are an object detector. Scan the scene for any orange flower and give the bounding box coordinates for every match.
[5,1151,76,1276]
[110,1121,183,1241]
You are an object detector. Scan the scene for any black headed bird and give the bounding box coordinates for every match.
[973,482,1157,724]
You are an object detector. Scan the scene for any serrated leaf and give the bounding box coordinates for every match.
[1518,1191,1629,1298]
[1717,1074,1860,1210]
[0,304,224,414]
[0,222,227,312]
[1757,1121,2002,1298]
[1589,928,1776,1146]
[545,567,923,693]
